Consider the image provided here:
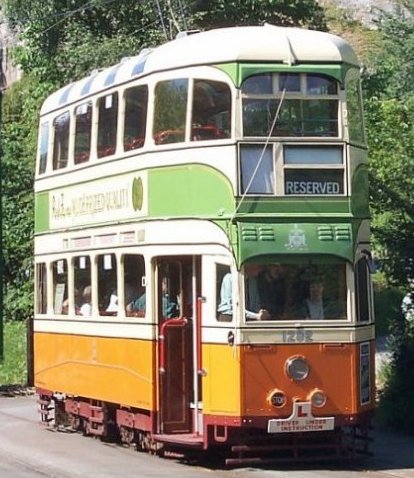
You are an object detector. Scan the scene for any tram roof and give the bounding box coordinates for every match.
[40,24,359,115]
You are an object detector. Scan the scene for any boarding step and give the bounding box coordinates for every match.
[152,433,204,448]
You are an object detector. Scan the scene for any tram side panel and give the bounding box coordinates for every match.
[34,332,156,411]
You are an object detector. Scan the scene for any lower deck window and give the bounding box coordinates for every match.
[244,258,347,321]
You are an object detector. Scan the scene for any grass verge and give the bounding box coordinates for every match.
[0,320,28,386]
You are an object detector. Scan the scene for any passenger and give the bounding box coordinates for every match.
[298,280,343,320]
[105,292,118,313]
[79,285,92,316]
[259,264,286,318]
[126,290,146,315]
[244,263,270,321]
[217,271,233,322]
[61,298,69,315]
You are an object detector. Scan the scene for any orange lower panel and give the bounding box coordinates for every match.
[240,341,375,418]
[34,332,155,410]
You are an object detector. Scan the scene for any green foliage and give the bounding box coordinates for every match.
[2,73,56,321]
[376,308,414,434]
[191,0,327,30]
[0,321,27,385]
[365,97,414,284]
[374,282,405,336]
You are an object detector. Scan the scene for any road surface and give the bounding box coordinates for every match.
[0,394,413,477]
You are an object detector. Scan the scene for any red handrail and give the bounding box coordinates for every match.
[159,317,187,373]
[196,297,203,375]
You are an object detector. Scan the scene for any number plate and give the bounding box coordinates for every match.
[268,402,334,433]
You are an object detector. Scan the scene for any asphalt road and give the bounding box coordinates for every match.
[0,394,414,478]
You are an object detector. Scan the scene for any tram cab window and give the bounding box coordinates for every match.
[52,259,68,315]
[355,258,371,322]
[123,85,148,151]
[52,111,70,170]
[98,254,117,316]
[153,79,188,145]
[242,73,338,138]
[97,93,118,158]
[244,258,347,322]
[74,256,91,316]
[74,102,92,164]
[38,122,49,175]
[158,262,180,319]
[191,80,231,141]
[124,254,146,317]
[216,264,233,322]
[36,263,47,314]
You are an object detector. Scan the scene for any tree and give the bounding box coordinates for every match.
[362,4,414,285]
[191,0,327,30]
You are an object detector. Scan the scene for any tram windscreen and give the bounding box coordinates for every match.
[243,259,347,321]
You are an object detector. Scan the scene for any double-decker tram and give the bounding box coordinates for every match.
[34,25,375,464]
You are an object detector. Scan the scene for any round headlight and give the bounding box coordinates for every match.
[309,389,327,407]
[285,356,309,381]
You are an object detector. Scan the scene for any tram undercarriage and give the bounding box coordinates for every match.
[37,389,372,466]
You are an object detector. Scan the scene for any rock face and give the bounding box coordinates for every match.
[319,0,403,26]
[0,14,22,89]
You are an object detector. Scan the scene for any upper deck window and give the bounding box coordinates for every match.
[74,102,92,164]
[97,92,118,158]
[123,85,148,151]
[242,73,338,138]
[191,80,231,141]
[153,79,188,145]
[38,122,49,175]
[52,112,70,170]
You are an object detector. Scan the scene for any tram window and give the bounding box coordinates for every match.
[240,144,274,194]
[52,111,70,170]
[244,258,347,322]
[306,75,337,95]
[153,79,188,145]
[74,256,91,316]
[158,262,180,318]
[346,77,365,144]
[38,122,49,175]
[283,145,344,196]
[124,254,146,317]
[74,102,92,164]
[36,263,47,314]
[355,258,370,322]
[52,259,68,315]
[97,92,118,158]
[242,73,339,138]
[123,85,148,151]
[98,253,117,316]
[191,80,231,141]
[216,265,233,322]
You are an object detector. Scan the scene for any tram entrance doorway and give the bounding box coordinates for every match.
[156,256,201,435]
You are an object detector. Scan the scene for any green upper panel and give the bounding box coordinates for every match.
[148,164,235,218]
[237,222,354,264]
[216,63,355,88]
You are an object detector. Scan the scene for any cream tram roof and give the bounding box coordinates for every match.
[40,24,359,115]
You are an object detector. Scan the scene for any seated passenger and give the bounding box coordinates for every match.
[79,285,92,316]
[298,281,344,320]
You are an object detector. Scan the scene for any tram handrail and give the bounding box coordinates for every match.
[159,317,188,373]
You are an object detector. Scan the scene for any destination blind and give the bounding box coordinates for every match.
[285,169,343,195]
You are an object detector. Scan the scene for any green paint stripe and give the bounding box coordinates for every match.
[35,192,49,233]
